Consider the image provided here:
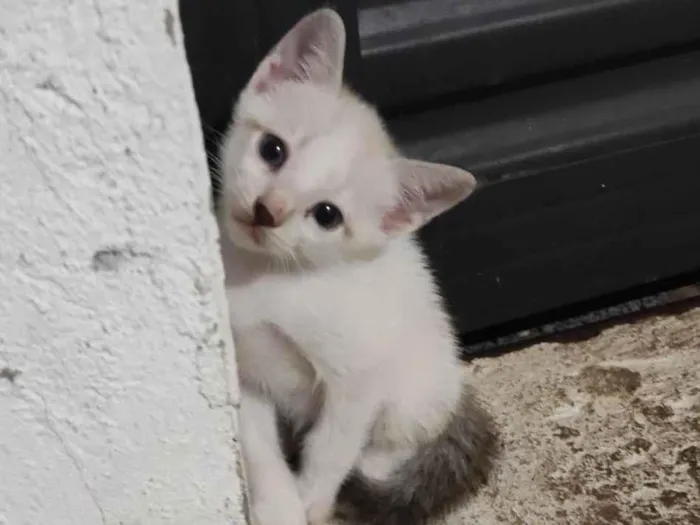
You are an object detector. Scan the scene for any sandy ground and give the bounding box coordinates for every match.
[447,302,700,524]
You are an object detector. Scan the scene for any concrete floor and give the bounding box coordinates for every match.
[449,302,700,524]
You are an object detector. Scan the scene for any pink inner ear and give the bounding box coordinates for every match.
[380,205,411,233]
[254,58,295,93]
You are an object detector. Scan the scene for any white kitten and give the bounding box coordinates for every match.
[218,9,498,525]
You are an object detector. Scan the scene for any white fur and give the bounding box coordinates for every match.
[218,9,477,525]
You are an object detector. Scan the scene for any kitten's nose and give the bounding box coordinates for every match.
[252,199,277,228]
[251,190,290,228]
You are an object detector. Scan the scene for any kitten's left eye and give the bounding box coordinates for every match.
[311,202,343,230]
[258,132,287,170]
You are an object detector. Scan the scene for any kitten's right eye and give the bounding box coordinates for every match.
[311,202,344,230]
[258,133,287,170]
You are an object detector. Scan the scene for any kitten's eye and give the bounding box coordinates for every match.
[258,133,287,170]
[311,202,343,230]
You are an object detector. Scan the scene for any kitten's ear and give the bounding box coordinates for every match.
[381,159,477,235]
[248,8,346,94]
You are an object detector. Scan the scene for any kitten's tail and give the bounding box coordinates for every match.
[337,385,499,525]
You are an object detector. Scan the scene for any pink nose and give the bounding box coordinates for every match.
[253,199,276,227]
[251,191,288,228]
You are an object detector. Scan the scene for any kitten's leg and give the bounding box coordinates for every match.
[239,386,306,525]
[296,379,379,525]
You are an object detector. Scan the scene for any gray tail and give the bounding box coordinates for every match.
[336,385,499,525]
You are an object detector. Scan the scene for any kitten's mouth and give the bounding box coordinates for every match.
[232,216,263,245]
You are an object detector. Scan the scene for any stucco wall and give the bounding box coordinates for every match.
[0,1,246,524]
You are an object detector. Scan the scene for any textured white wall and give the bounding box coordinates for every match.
[0,1,246,524]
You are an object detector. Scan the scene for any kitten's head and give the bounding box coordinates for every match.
[219,8,477,266]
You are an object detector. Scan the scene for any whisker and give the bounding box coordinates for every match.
[206,151,228,190]
[210,169,222,183]
[202,122,228,142]
[206,150,224,169]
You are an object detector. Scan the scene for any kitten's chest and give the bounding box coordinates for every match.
[234,323,316,409]
[225,271,307,330]
[223,253,340,332]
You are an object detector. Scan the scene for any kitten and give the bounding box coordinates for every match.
[218,8,499,525]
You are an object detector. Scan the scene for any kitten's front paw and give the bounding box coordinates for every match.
[251,496,306,525]
[297,481,337,525]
